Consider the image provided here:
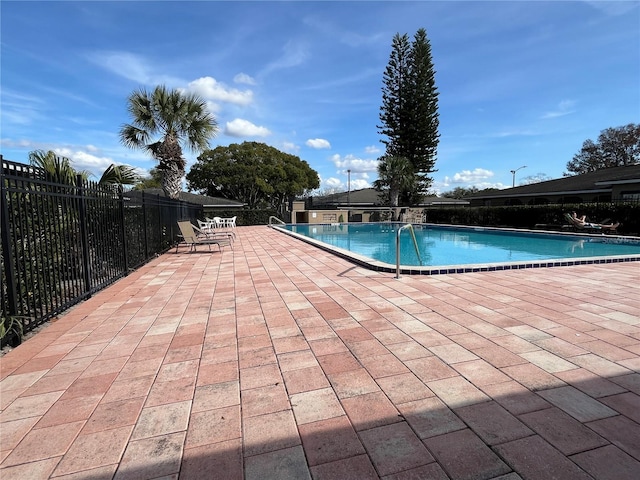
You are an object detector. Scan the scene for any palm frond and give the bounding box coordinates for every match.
[98,163,141,186]
[28,149,78,184]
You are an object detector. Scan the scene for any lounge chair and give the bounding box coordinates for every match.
[194,222,235,242]
[176,221,233,252]
[563,213,619,234]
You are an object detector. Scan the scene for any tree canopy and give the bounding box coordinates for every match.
[441,186,479,199]
[29,150,138,190]
[372,155,415,207]
[378,28,439,204]
[29,150,90,184]
[98,164,141,191]
[565,123,640,175]
[119,85,218,199]
[186,141,319,214]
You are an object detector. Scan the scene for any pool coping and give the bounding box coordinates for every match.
[269,223,640,275]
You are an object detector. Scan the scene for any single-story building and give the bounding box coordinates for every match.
[309,188,469,209]
[288,188,467,223]
[466,164,640,206]
[128,188,244,216]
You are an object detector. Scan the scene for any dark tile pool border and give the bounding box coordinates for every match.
[269,224,640,275]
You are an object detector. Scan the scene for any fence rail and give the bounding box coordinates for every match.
[1,157,203,347]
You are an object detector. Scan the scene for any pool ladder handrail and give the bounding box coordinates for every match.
[396,224,422,278]
[269,216,286,225]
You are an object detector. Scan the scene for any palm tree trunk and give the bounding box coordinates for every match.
[161,163,184,200]
[156,134,186,200]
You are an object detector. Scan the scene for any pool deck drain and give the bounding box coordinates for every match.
[1,225,639,479]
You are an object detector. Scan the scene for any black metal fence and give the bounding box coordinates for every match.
[1,157,203,347]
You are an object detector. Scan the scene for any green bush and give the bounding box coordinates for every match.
[202,209,279,226]
[423,204,639,235]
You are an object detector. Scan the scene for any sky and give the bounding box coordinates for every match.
[1,1,639,196]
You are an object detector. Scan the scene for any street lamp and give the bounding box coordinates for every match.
[347,169,351,207]
[510,165,527,188]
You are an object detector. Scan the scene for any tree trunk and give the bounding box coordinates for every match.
[390,188,400,207]
[161,163,184,200]
[157,135,185,200]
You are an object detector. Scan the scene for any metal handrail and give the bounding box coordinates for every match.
[396,224,422,278]
[269,216,286,225]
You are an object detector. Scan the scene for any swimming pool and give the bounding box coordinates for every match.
[273,223,640,275]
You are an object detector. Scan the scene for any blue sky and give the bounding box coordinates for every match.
[1,1,638,195]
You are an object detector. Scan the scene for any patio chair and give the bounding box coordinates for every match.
[197,219,214,233]
[206,216,237,239]
[225,216,237,228]
[176,221,233,252]
[206,217,221,228]
[194,222,235,242]
[563,213,619,234]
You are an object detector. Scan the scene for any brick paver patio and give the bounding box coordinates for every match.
[1,226,639,479]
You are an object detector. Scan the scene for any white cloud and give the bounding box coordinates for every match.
[0,89,46,126]
[303,17,385,48]
[330,153,378,173]
[234,73,257,85]
[224,118,271,137]
[492,129,537,138]
[324,177,342,188]
[86,51,182,86]
[444,168,495,184]
[281,142,300,153]
[541,99,576,119]
[432,175,507,195]
[186,77,253,106]
[585,1,639,16]
[364,145,381,154]
[261,40,309,76]
[319,176,371,192]
[54,147,115,175]
[350,178,371,190]
[306,138,331,149]
[0,138,41,150]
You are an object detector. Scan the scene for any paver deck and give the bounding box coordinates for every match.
[1,225,639,479]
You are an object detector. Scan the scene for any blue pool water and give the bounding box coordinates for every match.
[277,223,640,269]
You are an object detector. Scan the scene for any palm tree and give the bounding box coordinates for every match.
[98,164,141,191]
[28,150,90,184]
[373,155,415,207]
[119,85,218,199]
[30,150,139,191]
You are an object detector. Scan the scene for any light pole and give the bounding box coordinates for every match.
[347,169,351,207]
[510,165,527,188]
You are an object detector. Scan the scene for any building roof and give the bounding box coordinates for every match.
[313,188,384,206]
[129,188,245,207]
[468,164,640,200]
[312,188,469,207]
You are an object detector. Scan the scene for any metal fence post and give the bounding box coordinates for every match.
[76,174,93,296]
[3,159,204,336]
[142,192,149,260]
[0,157,19,317]
[119,190,129,274]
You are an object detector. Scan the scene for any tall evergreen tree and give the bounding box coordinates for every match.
[406,28,439,193]
[378,28,439,204]
[378,33,412,162]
